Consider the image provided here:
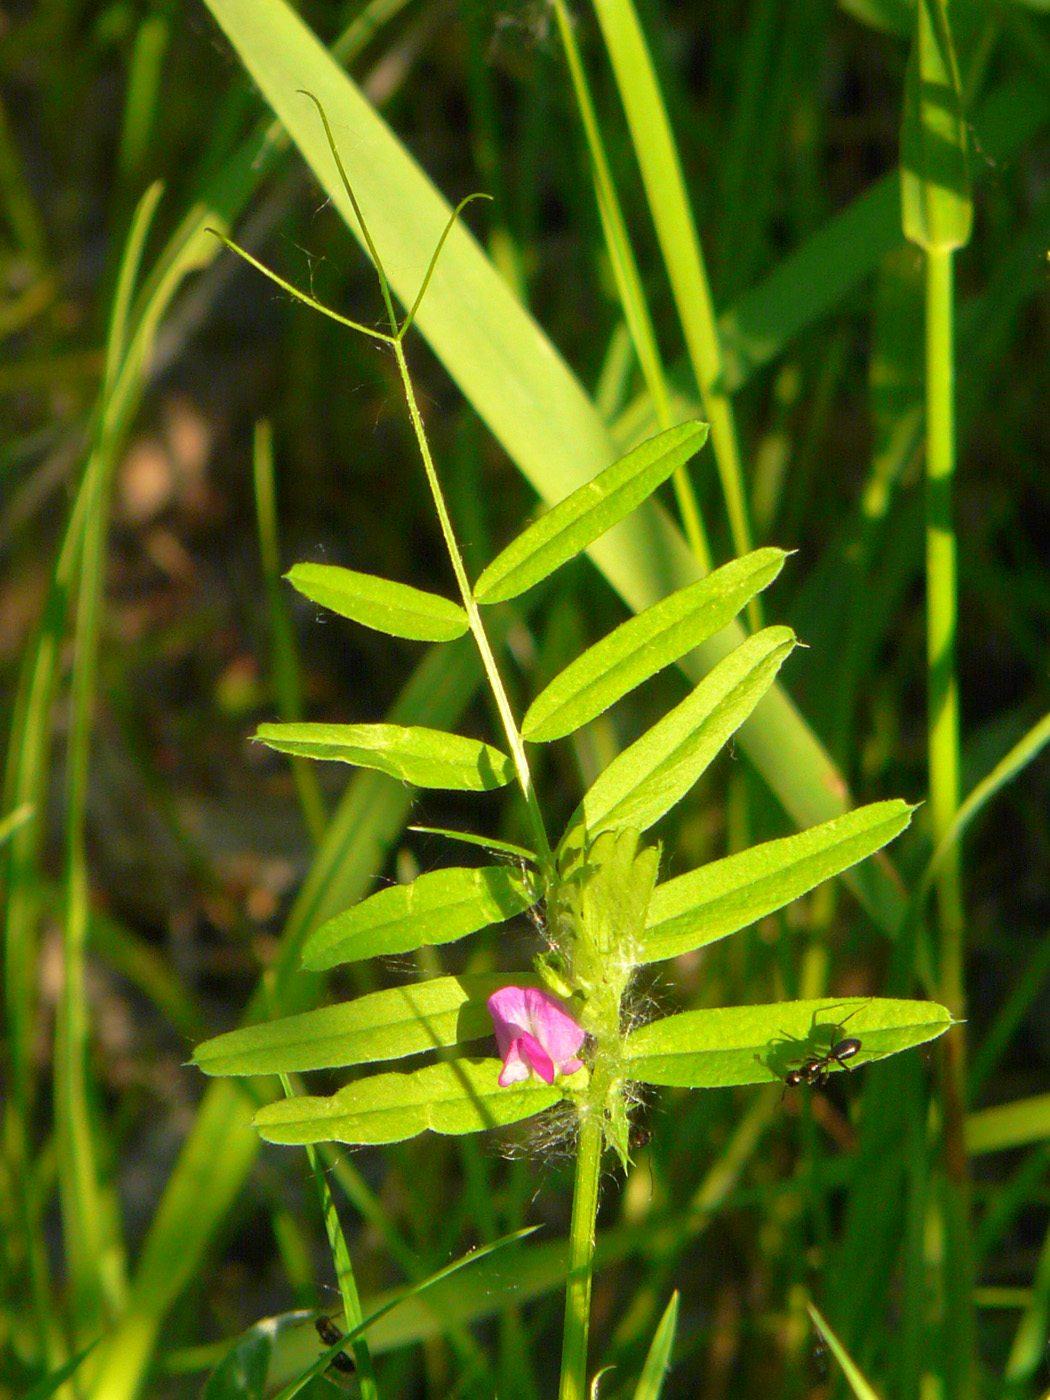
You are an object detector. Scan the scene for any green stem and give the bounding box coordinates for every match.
[392,339,553,872]
[925,246,964,1011]
[925,241,974,1397]
[559,1112,602,1400]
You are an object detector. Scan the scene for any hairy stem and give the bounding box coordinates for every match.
[559,1112,602,1400]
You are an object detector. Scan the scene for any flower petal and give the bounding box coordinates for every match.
[487,986,532,1059]
[497,1038,532,1086]
[523,986,586,1067]
[516,1030,556,1085]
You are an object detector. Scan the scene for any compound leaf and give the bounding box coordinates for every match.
[193,972,524,1075]
[561,626,795,850]
[473,421,708,605]
[624,997,951,1089]
[302,866,537,969]
[256,722,514,790]
[287,562,469,641]
[254,1058,565,1145]
[523,548,787,743]
[642,800,915,963]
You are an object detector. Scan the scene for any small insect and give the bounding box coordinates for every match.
[315,1315,356,1376]
[783,1003,866,1090]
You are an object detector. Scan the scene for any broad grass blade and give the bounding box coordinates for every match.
[255,1059,562,1145]
[522,548,786,743]
[256,722,514,790]
[900,0,972,253]
[301,865,536,969]
[473,422,708,605]
[643,800,915,963]
[287,562,469,641]
[561,627,796,849]
[624,997,951,1089]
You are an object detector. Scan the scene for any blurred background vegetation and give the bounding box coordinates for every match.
[2,0,1050,1396]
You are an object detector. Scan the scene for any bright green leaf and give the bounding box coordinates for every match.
[302,866,537,969]
[255,722,514,790]
[254,1058,565,1146]
[522,548,787,743]
[900,0,972,253]
[642,800,915,963]
[473,421,709,605]
[561,627,796,850]
[623,997,952,1089]
[193,973,526,1075]
[286,562,469,641]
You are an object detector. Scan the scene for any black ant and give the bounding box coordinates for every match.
[783,1003,867,1090]
[315,1315,356,1376]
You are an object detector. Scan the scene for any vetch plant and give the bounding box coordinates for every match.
[193,97,952,1400]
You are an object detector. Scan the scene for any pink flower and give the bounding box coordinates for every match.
[487,985,586,1087]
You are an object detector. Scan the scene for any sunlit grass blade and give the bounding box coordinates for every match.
[718,73,1046,391]
[632,1291,679,1400]
[254,1059,564,1146]
[1003,1220,1050,1390]
[922,706,1050,897]
[24,1340,99,1400]
[287,561,469,640]
[286,1079,376,1397]
[589,0,754,567]
[473,422,708,606]
[57,180,167,1335]
[253,419,327,845]
[255,721,514,790]
[522,549,786,743]
[806,1302,883,1400]
[0,802,33,845]
[561,627,796,849]
[623,998,951,1089]
[900,0,972,254]
[194,972,527,1075]
[550,0,708,569]
[966,1094,1050,1156]
[301,865,537,969]
[642,800,915,964]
